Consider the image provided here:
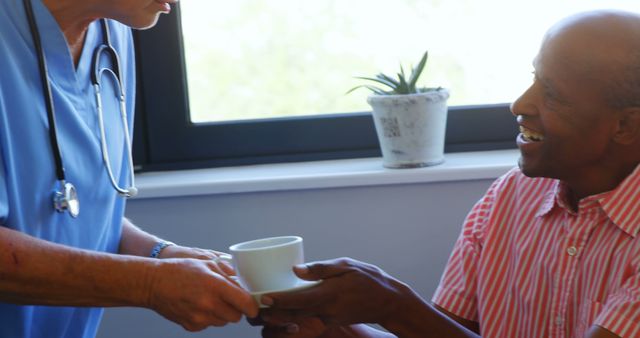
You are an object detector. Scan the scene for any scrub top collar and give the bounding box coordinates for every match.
[28,0,99,97]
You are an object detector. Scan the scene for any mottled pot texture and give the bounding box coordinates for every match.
[367,89,450,168]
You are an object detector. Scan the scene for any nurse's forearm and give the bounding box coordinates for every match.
[118,217,165,257]
[0,225,155,307]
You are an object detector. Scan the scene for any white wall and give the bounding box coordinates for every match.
[97,178,493,338]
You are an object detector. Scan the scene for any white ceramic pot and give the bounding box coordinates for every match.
[367,89,450,168]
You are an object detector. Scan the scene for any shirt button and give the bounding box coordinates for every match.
[555,316,564,326]
[567,246,577,256]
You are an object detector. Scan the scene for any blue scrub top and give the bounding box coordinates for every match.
[0,0,136,337]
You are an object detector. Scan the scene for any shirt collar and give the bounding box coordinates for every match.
[31,0,80,92]
[535,180,559,218]
[598,165,640,237]
[535,164,640,238]
[535,180,579,218]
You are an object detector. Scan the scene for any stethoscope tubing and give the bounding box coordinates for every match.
[23,0,66,183]
[94,69,137,197]
[92,20,137,198]
[22,0,137,218]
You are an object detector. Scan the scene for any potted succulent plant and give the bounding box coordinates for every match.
[349,51,450,168]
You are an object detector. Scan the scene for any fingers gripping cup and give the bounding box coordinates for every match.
[228,236,304,292]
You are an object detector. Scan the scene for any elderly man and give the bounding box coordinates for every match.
[260,9,640,338]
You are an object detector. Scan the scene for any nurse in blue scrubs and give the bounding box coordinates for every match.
[0,1,258,337]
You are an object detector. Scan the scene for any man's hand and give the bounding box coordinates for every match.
[258,317,392,338]
[146,258,259,332]
[248,306,329,337]
[257,316,372,338]
[260,257,414,327]
[260,316,329,338]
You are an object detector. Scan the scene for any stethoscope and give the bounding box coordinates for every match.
[23,0,137,218]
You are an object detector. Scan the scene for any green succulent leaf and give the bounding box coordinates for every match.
[397,74,410,94]
[375,73,400,88]
[408,51,428,89]
[348,50,433,95]
[346,84,388,95]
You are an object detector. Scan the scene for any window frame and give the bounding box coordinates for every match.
[132,5,518,172]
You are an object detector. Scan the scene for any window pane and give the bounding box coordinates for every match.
[180,0,638,123]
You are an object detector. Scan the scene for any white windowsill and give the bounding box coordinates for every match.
[133,149,520,199]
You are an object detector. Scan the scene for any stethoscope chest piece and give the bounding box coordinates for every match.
[53,181,79,218]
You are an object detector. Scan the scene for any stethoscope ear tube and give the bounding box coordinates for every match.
[94,75,137,198]
[93,20,137,198]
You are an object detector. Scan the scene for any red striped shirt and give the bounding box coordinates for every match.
[432,166,640,338]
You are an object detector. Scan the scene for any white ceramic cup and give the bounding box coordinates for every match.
[228,236,304,292]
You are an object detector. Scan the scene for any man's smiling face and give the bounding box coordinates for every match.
[510,14,624,182]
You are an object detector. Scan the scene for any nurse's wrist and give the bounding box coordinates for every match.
[150,240,175,259]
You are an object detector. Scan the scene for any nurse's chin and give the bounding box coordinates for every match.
[118,13,162,30]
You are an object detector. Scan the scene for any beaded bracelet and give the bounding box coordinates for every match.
[150,240,174,258]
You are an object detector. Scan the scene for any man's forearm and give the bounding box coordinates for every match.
[0,225,156,307]
[380,287,479,338]
[345,324,397,337]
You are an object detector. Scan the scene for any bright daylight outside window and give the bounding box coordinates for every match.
[180,0,638,124]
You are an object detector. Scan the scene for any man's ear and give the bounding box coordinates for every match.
[613,107,640,145]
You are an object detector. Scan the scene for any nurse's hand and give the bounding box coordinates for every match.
[157,245,236,276]
[147,258,259,332]
[259,257,412,327]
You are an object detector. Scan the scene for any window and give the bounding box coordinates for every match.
[132,1,637,171]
